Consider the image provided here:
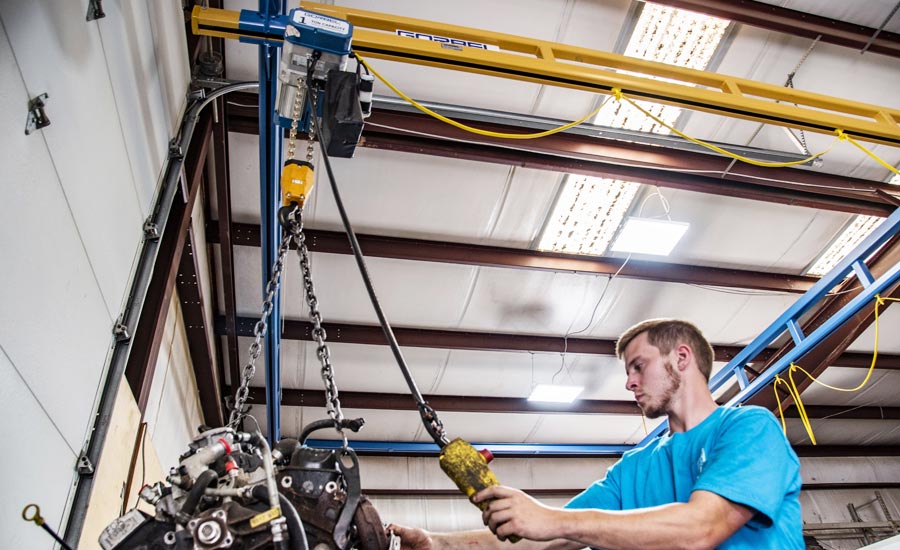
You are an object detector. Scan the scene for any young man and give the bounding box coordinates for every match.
[389,319,802,550]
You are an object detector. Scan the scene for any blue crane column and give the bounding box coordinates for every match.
[258,0,285,443]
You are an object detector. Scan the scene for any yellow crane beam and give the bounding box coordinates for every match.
[191,3,900,147]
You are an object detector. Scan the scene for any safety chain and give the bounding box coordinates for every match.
[229,229,295,428]
[291,208,348,447]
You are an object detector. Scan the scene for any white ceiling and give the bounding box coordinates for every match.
[215,0,900,450]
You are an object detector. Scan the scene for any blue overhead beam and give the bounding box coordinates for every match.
[305,439,633,455]
[638,206,900,447]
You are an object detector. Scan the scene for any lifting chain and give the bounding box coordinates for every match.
[291,208,348,448]
[285,76,316,165]
[231,79,347,446]
[229,229,294,429]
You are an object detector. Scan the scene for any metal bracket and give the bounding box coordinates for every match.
[24,93,50,135]
[113,319,131,343]
[76,453,95,476]
[143,217,160,240]
[168,138,184,161]
[86,0,105,21]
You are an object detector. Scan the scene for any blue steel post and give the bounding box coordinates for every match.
[258,0,284,443]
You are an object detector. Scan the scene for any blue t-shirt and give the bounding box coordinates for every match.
[566,406,802,549]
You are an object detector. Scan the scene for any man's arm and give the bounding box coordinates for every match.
[388,524,583,550]
[477,487,753,550]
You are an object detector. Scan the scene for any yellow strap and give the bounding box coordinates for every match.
[355,53,604,139]
[841,131,900,176]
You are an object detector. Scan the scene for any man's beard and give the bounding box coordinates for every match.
[641,360,681,419]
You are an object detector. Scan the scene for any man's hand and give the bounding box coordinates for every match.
[387,524,434,550]
[474,486,562,542]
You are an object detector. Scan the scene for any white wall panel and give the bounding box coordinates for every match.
[1,1,144,316]
[0,349,78,550]
[144,296,181,443]
[147,0,191,136]
[96,1,187,214]
[0,24,113,452]
[149,294,205,469]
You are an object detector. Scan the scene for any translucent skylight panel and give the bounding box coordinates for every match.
[807,173,900,277]
[539,3,730,256]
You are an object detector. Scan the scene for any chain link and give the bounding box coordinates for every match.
[286,77,304,161]
[290,209,349,447]
[228,229,294,429]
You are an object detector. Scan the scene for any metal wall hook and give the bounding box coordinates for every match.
[86,0,105,21]
[24,94,50,135]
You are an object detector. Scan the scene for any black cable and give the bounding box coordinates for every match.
[303,81,449,447]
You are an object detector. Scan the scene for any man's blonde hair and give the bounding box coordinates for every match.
[616,319,714,381]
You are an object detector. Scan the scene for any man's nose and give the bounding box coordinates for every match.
[625,373,637,391]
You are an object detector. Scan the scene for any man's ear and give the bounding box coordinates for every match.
[674,343,693,372]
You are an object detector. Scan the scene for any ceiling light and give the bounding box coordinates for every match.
[537,5,730,257]
[806,173,899,277]
[611,217,690,256]
[527,384,584,403]
[807,216,884,277]
[592,4,730,130]
[537,176,640,255]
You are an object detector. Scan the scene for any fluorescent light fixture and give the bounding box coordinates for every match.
[806,215,883,277]
[592,4,730,130]
[527,384,584,403]
[537,5,729,257]
[537,176,640,255]
[806,173,899,277]
[611,217,690,256]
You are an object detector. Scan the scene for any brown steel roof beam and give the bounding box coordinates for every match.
[238,386,900,420]
[177,224,224,426]
[218,315,759,360]
[224,93,898,217]
[650,0,900,59]
[361,131,892,217]
[207,221,817,293]
[216,315,900,369]
[211,99,242,391]
[125,114,213,412]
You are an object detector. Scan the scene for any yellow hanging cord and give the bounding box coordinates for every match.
[355,53,605,140]
[773,295,900,445]
[611,88,839,168]
[773,371,816,444]
[354,55,900,174]
[641,413,648,435]
[793,295,898,392]
[838,130,900,176]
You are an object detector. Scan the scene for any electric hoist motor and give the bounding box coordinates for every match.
[276,8,352,129]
